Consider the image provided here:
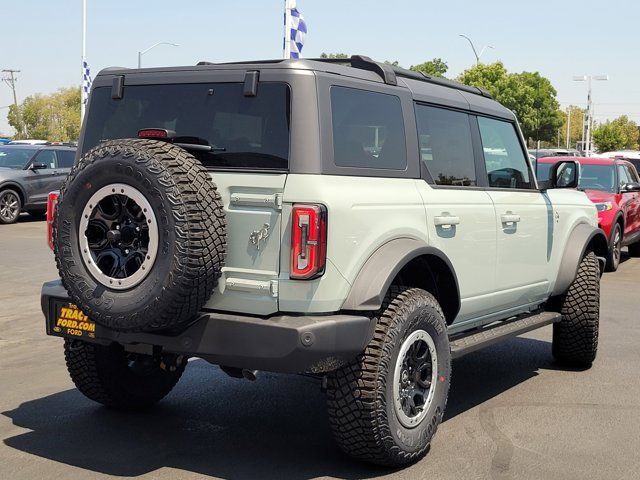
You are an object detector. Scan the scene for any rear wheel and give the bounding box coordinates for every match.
[64,339,185,409]
[326,287,451,467]
[0,189,21,224]
[605,223,622,272]
[552,251,600,367]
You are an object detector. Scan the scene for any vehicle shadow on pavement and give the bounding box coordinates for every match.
[3,336,560,479]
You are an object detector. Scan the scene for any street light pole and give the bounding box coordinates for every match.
[138,42,180,68]
[459,34,494,65]
[573,75,608,156]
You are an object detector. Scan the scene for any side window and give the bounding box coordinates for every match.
[617,165,631,188]
[625,164,639,183]
[415,105,476,186]
[56,150,76,168]
[330,86,406,170]
[33,150,56,169]
[478,117,533,189]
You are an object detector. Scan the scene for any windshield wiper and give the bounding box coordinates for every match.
[173,135,226,153]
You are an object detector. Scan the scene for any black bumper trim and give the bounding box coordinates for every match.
[41,280,375,374]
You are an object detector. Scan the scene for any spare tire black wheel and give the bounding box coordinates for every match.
[53,139,226,332]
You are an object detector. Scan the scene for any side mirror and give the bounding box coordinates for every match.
[547,160,580,189]
[621,182,640,193]
[30,162,47,170]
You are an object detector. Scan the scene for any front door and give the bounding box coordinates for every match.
[23,150,58,205]
[477,116,550,311]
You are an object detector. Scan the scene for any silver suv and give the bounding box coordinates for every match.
[41,56,608,467]
[0,144,75,223]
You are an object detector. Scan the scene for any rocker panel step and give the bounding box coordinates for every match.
[449,311,561,359]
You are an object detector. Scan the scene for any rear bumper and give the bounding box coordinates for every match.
[41,280,375,374]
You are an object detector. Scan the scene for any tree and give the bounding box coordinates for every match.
[457,62,563,143]
[592,116,640,153]
[320,53,349,59]
[8,87,81,141]
[410,58,448,78]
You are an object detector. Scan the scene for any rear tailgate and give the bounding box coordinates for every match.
[203,172,286,315]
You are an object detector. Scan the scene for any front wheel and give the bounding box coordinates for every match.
[552,251,600,367]
[64,339,186,409]
[605,223,622,272]
[326,287,451,467]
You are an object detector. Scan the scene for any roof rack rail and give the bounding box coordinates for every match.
[313,55,492,99]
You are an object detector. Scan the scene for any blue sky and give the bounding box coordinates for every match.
[2,0,639,136]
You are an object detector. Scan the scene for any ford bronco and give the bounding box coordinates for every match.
[41,56,608,466]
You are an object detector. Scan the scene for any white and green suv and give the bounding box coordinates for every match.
[42,56,608,467]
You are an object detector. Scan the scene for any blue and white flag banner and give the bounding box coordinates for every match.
[284,0,307,59]
[82,60,92,105]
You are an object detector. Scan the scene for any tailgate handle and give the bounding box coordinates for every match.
[230,193,282,210]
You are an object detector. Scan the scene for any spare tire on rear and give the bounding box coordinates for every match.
[53,139,226,332]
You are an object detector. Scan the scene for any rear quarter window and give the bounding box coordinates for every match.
[330,86,406,170]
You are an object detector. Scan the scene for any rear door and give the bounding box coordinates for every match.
[82,77,291,315]
[477,116,550,311]
[52,149,75,188]
[414,104,498,324]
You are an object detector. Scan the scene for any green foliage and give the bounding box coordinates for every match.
[409,58,448,78]
[592,116,640,152]
[457,62,563,143]
[320,52,349,59]
[8,87,81,141]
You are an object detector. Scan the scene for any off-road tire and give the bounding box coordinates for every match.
[54,139,226,332]
[605,223,622,272]
[0,189,21,224]
[326,287,451,467]
[627,241,640,257]
[552,251,600,367]
[64,339,185,409]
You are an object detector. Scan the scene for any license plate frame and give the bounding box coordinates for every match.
[48,300,96,339]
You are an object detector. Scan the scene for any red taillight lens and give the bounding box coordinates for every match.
[47,191,59,251]
[290,204,327,280]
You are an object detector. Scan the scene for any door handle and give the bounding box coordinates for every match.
[434,215,460,227]
[501,213,521,224]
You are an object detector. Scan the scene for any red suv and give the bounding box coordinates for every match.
[537,156,640,271]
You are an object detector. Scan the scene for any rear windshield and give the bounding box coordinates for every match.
[83,82,291,170]
[0,147,37,169]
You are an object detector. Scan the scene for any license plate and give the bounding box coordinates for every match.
[49,301,96,339]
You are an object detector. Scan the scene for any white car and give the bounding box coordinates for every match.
[7,139,48,145]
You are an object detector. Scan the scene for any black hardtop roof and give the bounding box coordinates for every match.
[96,55,515,121]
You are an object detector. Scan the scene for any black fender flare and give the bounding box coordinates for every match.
[341,238,460,316]
[552,223,608,296]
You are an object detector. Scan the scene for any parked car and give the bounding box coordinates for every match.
[0,138,11,145]
[7,139,49,145]
[0,144,75,224]
[41,55,607,467]
[529,148,581,159]
[599,150,640,173]
[537,156,640,271]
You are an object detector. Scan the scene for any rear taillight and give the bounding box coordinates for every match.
[290,204,327,280]
[47,191,59,251]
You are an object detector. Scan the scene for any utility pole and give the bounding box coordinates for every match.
[573,75,608,156]
[2,69,21,137]
[566,106,572,149]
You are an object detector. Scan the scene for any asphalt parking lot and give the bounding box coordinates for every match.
[1,216,640,480]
